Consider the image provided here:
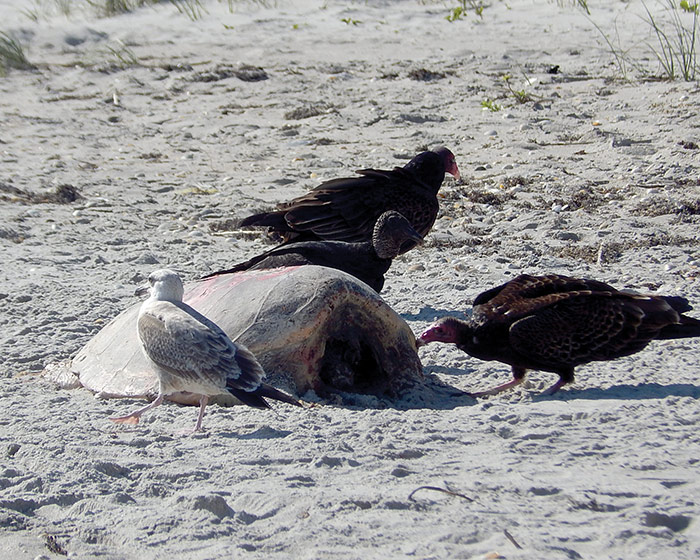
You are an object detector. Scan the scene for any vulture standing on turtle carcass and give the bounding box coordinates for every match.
[417,274,700,396]
[203,211,423,292]
[240,147,460,247]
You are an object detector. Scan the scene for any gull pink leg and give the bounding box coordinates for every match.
[193,395,209,432]
[110,395,164,425]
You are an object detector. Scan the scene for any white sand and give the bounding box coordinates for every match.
[1,0,699,558]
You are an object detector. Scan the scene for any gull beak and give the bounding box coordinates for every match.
[134,284,150,297]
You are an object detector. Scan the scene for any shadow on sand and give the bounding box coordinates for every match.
[535,383,700,402]
[401,306,468,323]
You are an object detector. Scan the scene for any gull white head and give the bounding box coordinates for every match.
[147,269,185,302]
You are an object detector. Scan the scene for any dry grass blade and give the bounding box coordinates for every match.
[171,0,206,21]
[87,0,146,17]
[584,14,635,79]
[408,485,474,502]
[503,528,523,549]
[86,0,205,21]
[0,31,35,75]
[643,1,677,78]
[105,44,140,67]
[587,0,698,80]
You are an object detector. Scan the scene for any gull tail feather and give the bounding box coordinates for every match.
[227,383,302,409]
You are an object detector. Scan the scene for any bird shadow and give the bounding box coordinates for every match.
[400,306,468,323]
[315,374,477,411]
[217,426,293,440]
[423,364,476,376]
[534,383,700,402]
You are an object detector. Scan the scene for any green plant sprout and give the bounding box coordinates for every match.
[481,98,501,112]
[446,1,486,22]
[680,0,699,14]
[502,74,532,104]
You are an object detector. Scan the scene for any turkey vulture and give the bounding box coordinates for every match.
[203,211,422,292]
[417,274,700,396]
[240,147,459,245]
[110,269,301,432]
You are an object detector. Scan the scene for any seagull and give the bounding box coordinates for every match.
[110,269,301,431]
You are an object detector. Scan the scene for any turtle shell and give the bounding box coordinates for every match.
[70,265,423,404]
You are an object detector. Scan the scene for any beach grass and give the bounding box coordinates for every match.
[643,0,698,80]
[0,31,34,76]
[82,0,207,20]
[582,0,698,80]
[104,42,140,67]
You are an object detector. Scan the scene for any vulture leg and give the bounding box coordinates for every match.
[471,367,526,397]
[541,368,575,395]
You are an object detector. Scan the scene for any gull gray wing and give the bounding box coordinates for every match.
[137,301,263,392]
[172,300,265,392]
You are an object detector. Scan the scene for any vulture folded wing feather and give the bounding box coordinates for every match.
[312,218,375,241]
[509,295,640,366]
[478,289,592,325]
[490,274,614,301]
[200,250,278,276]
[477,273,623,324]
[519,274,617,296]
[472,281,511,306]
[286,209,374,242]
[357,167,433,190]
[607,296,679,355]
[239,210,290,229]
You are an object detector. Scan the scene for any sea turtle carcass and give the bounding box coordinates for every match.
[64,266,423,405]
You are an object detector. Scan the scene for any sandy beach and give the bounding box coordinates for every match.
[1,0,699,558]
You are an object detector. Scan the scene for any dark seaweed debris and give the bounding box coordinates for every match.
[408,68,446,81]
[553,233,698,264]
[0,183,83,204]
[633,197,700,219]
[191,64,268,83]
[284,103,334,120]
